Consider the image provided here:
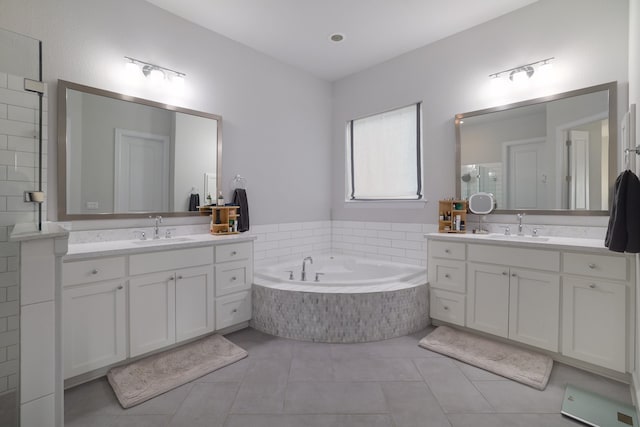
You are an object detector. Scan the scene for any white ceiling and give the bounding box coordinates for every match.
[145,0,538,81]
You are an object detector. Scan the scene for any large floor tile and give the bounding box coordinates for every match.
[292,340,334,360]
[242,358,291,384]
[194,357,251,383]
[289,358,335,382]
[230,381,287,414]
[414,358,494,413]
[284,381,387,414]
[381,381,451,427]
[64,378,123,419]
[168,382,238,427]
[548,363,632,405]
[225,328,294,359]
[332,357,422,381]
[453,360,505,381]
[113,415,173,427]
[225,414,395,427]
[473,380,564,413]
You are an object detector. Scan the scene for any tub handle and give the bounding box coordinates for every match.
[285,270,294,280]
[315,272,325,282]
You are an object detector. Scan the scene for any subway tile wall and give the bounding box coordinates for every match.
[0,73,46,396]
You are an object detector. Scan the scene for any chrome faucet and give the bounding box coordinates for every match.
[150,215,163,239]
[516,213,525,236]
[301,256,313,281]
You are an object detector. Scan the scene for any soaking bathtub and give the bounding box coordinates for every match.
[251,254,429,343]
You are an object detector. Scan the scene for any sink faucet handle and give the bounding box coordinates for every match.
[531,226,544,236]
[315,272,325,282]
[285,270,294,280]
[133,230,146,240]
[499,225,511,235]
[165,228,176,238]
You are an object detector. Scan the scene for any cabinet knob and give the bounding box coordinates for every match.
[117,285,123,290]
[589,283,596,289]
[444,249,450,254]
[169,277,175,281]
[511,273,517,277]
[232,308,238,313]
[231,251,237,256]
[444,274,450,279]
[177,275,183,280]
[588,263,596,269]
[443,306,449,310]
[231,276,237,281]
[91,269,99,275]
[502,271,508,275]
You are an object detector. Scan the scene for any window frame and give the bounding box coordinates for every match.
[346,102,424,202]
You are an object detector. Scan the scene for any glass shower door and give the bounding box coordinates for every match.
[0,27,44,427]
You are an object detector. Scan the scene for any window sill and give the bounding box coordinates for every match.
[343,199,428,209]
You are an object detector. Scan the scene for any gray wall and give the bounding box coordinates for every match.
[0,0,333,226]
[331,0,629,223]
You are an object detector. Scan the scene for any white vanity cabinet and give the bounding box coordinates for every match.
[427,234,634,374]
[561,252,631,372]
[214,242,253,329]
[129,247,214,357]
[466,244,561,352]
[62,257,127,379]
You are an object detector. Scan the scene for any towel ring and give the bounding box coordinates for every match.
[231,174,247,190]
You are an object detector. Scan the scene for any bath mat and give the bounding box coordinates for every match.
[107,334,247,408]
[419,326,553,390]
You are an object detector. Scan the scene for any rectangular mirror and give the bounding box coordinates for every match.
[57,80,222,220]
[456,82,617,215]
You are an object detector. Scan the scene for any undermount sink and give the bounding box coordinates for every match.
[484,234,550,243]
[133,237,194,245]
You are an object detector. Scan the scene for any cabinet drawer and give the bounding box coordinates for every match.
[430,289,465,326]
[215,242,252,263]
[563,252,628,281]
[468,244,560,272]
[216,291,251,330]
[63,257,126,287]
[428,259,465,293]
[130,246,213,275]
[215,260,252,297]
[429,240,465,260]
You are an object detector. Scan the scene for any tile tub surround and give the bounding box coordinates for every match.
[251,283,429,343]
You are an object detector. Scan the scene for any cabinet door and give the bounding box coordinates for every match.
[63,280,126,379]
[175,265,215,342]
[508,268,560,351]
[466,263,509,337]
[562,277,626,372]
[129,272,176,357]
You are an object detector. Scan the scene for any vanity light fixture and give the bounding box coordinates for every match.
[489,57,554,83]
[124,56,186,83]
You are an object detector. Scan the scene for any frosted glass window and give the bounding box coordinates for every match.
[348,103,422,200]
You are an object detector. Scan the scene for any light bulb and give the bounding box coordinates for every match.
[510,69,528,83]
[125,60,140,77]
[149,68,165,83]
[172,74,185,87]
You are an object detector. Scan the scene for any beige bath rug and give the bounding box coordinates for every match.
[107,334,247,408]
[419,326,553,390]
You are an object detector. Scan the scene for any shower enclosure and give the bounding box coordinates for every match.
[0,27,45,427]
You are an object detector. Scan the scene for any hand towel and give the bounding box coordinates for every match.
[232,189,249,232]
[188,193,200,211]
[605,170,640,253]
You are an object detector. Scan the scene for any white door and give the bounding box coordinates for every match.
[114,129,170,213]
[129,271,176,357]
[175,265,214,342]
[63,280,126,379]
[561,277,626,372]
[505,140,546,209]
[508,269,560,352]
[466,263,510,337]
[567,130,590,209]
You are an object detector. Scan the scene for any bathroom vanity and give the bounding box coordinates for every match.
[427,233,635,376]
[61,234,254,382]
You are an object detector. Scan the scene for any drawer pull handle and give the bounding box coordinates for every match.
[177,275,183,279]
[232,308,238,313]
[231,251,237,256]
[444,249,450,254]
[231,276,237,281]
[443,306,449,310]
[502,271,508,276]
[588,263,596,269]
[91,269,99,275]
[444,274,450,279]
[589,283,596,289]
[511,273,517,277]
[117,285,123,290]
[169,277,175,281]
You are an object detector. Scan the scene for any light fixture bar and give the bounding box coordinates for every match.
[124,56,186,78]
[489,57,554,79]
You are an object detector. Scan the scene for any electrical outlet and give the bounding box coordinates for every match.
[86,201,99,210]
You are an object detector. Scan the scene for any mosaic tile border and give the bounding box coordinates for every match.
[250,283,429,343]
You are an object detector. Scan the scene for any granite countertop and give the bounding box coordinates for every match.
[424,232,616,254]
[65,232,256,260]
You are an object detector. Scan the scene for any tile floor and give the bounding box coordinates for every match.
[64,326,633,427]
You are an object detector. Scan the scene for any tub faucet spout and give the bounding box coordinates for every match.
[301,256,313,281]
